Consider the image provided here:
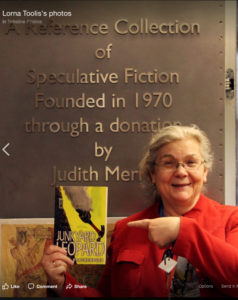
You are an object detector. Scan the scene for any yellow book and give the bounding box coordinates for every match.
[54,186,108,265]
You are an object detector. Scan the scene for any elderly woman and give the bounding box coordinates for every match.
[41,125,238,297]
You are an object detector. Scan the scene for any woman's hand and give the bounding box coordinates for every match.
[128,217,180,248]
[41,245,74,295]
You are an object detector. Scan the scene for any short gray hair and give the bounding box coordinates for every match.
[139,125,214,199]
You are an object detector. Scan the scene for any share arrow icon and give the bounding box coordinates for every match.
[2,143,10,156]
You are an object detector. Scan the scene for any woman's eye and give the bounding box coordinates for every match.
[186,161,197,166]
[163,161,174,166]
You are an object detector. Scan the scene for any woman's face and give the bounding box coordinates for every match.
[151,138,208,213]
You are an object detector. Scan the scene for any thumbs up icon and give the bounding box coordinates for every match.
[2,283,9,290]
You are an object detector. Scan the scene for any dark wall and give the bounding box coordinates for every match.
[0,0,225,218]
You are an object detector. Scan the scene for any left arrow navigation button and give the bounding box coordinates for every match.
[2,143,10,156]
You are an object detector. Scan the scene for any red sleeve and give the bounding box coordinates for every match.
[173,213,238,297]
[95,245,113,297]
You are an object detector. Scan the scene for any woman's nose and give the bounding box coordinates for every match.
[174,164,188,176]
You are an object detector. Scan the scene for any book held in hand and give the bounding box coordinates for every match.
[54,186,108,264]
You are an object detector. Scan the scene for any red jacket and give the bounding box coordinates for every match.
[62,194,238,297]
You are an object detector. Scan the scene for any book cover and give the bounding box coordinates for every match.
[54,186,108,264]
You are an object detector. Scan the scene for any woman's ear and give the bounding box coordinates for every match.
[203,167,208,183]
